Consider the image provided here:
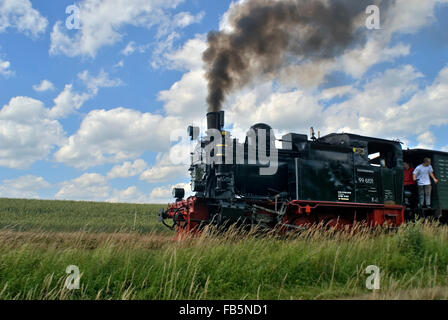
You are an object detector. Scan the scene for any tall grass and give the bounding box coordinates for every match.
[1,215,448,300]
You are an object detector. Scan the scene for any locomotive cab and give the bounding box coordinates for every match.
[316,133,403,206]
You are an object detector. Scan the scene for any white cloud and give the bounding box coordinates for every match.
[120,41,149,56]
[172,11,204,29]
[55,173,109,201]
[320,86,354,101]
[107,159,147,179]
[32,80,54,92]
[214,63,448,148]
[0,175,50,199]
[49,0,190,58]
[140,165,187,183]
[0,57,13,77]
[338,40,411,79]
[163,34,207,71]
[229,87,323,133]
[0,97,65,169]
[49,84,90,119]
[385,0,448,35]
[322,64,448,140]
[0,69,121,169]
[78,69,123,95]
[334,0,447,81]
[54,107,183,169]
[107,186,149,204]
[56,173,152,203]
[158,69,207,119]
[55,173,154,203]
[416,131,437,149]
[49,70,122,119]
[114,60,124,68]
[149,182,191,204]
[0,0,48,37]
[151,11,204,68]
[157,36,208,120]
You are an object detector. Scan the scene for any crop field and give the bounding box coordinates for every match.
[1,197,448,300]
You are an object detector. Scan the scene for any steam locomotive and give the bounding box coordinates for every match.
[159,111,448,235]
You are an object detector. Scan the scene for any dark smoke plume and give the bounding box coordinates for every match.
[203,0,382,112]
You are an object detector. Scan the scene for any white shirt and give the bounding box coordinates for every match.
[413,164,434,186]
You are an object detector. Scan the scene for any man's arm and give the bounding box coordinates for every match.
[413,167,419,181]
[430,172,439,184]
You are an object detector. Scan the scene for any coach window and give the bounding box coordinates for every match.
[368,142,397,169]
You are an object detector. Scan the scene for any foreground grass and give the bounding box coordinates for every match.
[1,219,448,300]
[1,198,448,300]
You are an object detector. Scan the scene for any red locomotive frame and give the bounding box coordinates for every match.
[164,197,405,238]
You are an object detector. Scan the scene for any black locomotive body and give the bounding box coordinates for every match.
[160,111,446,236]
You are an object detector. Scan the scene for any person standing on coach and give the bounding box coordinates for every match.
[404,162,417,208]
[413,158,439,208]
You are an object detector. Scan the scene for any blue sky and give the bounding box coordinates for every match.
[0,0,447,203]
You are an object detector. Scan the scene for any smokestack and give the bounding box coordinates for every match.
[203,0,383,112]
[207,111,225,131]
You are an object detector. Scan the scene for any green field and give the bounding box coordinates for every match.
[1,197,448,300]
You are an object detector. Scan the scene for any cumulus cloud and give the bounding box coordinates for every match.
[171,11,204,29]
[107,186,149,204]
[158,69,207,119]
[120,41,148,56]
[384,0,448,35]
[49,84,90,119]
[140,165,187,183]
[0,69,121,169]
[320,86,355,101]
[49,0,203,58]
[49,70,122,119]
[221,63,448,148]
[55,172,153,203]
[0,175,50,199]
[78,69,123,94]
[0,0,48,37]
[54,107,183,169]
[0,97,65,169]
[416,131,437,149]
[338,40,411,79]
[114,60,124,68]
[227,84,324,134]
[0,57,13,77]
[157,35,208,121]
[140,144,190,184]
[149,182,191,204]
[32,80,55,92]
[107,159,147,179]
[150,11,205,68]
[163,34,207,71]
[55,173,110,201]
[321,64,448,142]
